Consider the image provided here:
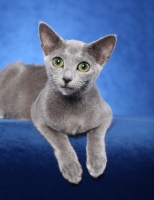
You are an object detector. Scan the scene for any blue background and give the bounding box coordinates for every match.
[0,0,154,117]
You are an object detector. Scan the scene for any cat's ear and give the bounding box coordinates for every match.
[39,22,63,55]
[88,35,117,65]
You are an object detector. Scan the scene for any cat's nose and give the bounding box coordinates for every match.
[63,77,72,84]
[63,70,72,84]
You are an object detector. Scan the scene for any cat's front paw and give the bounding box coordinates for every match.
[87,154,107,178]
[59,160,83,184]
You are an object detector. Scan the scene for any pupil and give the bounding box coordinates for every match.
[57,59,60,64]
[82,63,86,69]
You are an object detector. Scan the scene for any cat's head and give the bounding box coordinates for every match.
[39,22,117,96]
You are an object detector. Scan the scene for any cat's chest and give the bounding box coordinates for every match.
[46,99,101,135]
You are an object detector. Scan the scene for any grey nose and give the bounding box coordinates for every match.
[63,70,72,84]
[63,77,72,84]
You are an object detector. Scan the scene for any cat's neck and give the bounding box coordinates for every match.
[44,81,97,104]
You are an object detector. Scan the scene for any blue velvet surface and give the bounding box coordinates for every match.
[0,118,154,200]
[0,0,154,116]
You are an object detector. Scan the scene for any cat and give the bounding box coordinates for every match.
[0,22,117,184]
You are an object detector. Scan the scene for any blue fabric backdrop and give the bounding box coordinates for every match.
[0,0,154,116]
[0,118,154,200]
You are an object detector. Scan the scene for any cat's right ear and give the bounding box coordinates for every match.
[39,22,63,55]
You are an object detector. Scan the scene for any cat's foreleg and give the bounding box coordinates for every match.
[86,120,111,178]
[35,124,82,184]
[0,107,4,118]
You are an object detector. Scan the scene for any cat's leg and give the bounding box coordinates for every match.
[86,120,111,178]
[0,106,4,118]
[36,124,82,184]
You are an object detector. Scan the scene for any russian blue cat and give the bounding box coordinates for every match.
[0,22,117,184]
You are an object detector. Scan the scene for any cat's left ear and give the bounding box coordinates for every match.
[39,22,63,55]
[88,35,117,65]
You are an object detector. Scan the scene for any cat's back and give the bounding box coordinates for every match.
[0,61,47,87]
[0,62,47,119]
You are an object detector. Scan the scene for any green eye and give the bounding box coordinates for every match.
[52,57,64,68]
[77,62,90,72]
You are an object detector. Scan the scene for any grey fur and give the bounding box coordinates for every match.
[0,22,117,184]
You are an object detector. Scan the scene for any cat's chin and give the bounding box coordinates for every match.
[58,86,75,96]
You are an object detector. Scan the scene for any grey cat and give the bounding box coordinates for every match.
[0,22,117,184]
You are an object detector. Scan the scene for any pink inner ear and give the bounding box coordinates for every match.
[101,44,114,58]
[39,31,53,55]
[39,23,62,55]
[89,35,116,65]
[41,32,51,47]
[96,45,113,65]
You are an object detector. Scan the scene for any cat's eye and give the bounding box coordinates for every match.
[52,57,64,68]
[77,62,90,72]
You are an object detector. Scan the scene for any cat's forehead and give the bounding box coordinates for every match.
[64,40,86,54]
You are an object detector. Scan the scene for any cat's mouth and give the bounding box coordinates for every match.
[59,85,74,95]
[61,85,73,90]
